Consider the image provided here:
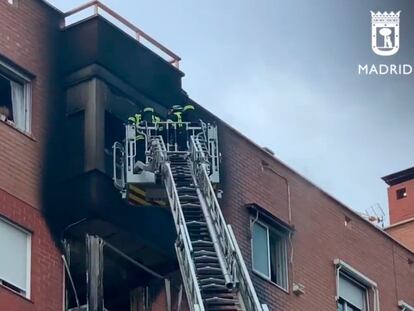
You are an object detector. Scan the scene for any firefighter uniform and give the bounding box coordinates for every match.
[128,112,145,161]
[183,104,198,125]
[135,133,146,162]
[142,107,156,126]
[128,113,142,126]
[168,105,184,150]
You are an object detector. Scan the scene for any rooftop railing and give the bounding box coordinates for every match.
[62,0,181,69]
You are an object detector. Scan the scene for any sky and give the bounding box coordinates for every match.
[48,0,414,225]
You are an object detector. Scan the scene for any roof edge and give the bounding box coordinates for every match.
[188,98,414,257]
[39,0,64,14]
[385,217,414,230]
[382,167,414,186]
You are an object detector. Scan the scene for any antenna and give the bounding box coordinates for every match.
[361,203,385,228]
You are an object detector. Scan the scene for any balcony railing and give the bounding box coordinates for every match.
[62,0,181,69]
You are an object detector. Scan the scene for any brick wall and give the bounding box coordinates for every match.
[387,221,414,253]
[388,179,414,224]
[0,188,63,311]
[0,0,61,208]
[0,1,63,310]
[219,124,414,310]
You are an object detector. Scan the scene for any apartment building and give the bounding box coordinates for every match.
[0,1,413,311]
[383,167,414,252]
[0,0,63,310]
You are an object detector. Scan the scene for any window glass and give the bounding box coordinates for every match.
[338,274,366,311]
[269,231,287,287]
[0,218,30,295]
[396,188,407,200]
[0,72,30,132]
[252,220,289,289]
[252,222,269,277]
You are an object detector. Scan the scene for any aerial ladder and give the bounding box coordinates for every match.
[113,120,268,311]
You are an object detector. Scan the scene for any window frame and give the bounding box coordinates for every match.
[0,216,32,299]
[337,272,369,311]
[251,219,289,291]
[0,59,32,133]
[334,259,379,311]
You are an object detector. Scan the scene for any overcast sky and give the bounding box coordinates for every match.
[49,0,414,225]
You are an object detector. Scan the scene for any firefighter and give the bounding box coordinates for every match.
[128,112,142,126]
[142,106,156,126]
[135,132,146,162]
[168,105,184,150]
[182,104,198,125]
[127,111,146,162]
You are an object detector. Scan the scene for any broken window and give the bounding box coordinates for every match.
[0,68,31,132]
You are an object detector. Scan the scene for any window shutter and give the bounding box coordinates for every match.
[339,275,365,310]
[0,219,29,292]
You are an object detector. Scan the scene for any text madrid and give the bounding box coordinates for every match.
[358,64,413,75]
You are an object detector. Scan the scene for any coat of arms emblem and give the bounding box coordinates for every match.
[371,11,401,56]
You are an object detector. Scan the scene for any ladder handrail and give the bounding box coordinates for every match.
[148,136,205,311]
[190,135,265,311]
[112,141,126,191]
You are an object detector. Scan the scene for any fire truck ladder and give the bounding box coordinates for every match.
[113,123,268,311]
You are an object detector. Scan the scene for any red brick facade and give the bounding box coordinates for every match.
[387,221,414,252]
[0,0,63,310]
[383,168,414,253]
[219,127,414,310]
[0,1,413,311]
[0,189,63,311]
[388,179,414,224]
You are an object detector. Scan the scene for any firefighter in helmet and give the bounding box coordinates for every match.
[127,110,146,161]
[182,103,198,125]
[167,105,184,150]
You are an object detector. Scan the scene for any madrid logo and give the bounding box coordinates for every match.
[359,10,412,75]
[371,11,400,56]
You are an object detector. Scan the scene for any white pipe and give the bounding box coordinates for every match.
[399,300,414,311]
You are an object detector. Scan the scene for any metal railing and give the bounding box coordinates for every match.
[149,136,205,311]
[112,141,126,195]
[62,0,181,68]
[137,121,205,154]
[190,136,265,311]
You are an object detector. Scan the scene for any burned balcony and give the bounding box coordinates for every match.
[47,1,188,233]
[43,4,188,310]
[61,1,184,106]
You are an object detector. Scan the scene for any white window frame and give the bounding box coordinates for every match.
[251,219,289,291]
[0,217,32,299]
[334,259,379,311]
[0,59,32,133]
[337,273,368,311]
[399,300,414,311]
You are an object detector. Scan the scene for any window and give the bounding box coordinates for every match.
[105,111,124,153]
[396,188,407,200]
[0,217,31,298]
[335,259,379,311]
[252,221,288,289]
[337,273,367,311]
[0,62,31,132]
